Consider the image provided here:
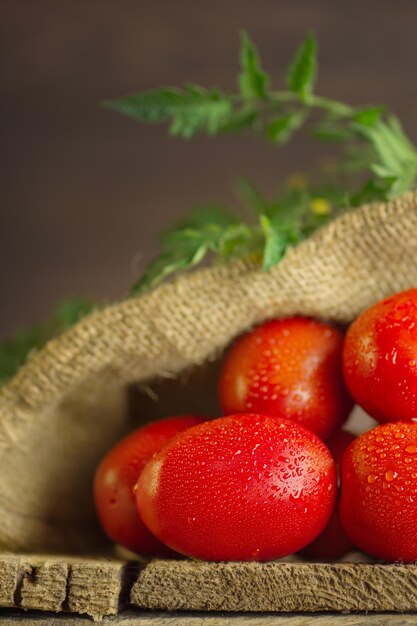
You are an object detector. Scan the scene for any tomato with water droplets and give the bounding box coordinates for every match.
[94,415,205,556]
[135,413,336,561]
[301,429,355,560]
[343,289,417,423]
[219,317,353,441]
[339,421,417,562]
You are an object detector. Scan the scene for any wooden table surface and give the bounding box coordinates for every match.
[2,554,417,623]
[1,611,417,625]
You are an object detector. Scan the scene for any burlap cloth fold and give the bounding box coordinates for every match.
[0,191,416,554]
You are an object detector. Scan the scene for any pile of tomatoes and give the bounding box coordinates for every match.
[94,289,417,563]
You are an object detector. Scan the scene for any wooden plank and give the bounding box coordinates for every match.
[0,554,126,620]
[19,559,68,613]
[2,554,417,619]
[0,556,18,608]
[131,560,417,613]
[2,611,417,625]
[66,558,126,619]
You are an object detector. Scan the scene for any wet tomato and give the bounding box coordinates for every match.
[343,289,417,423]
[219,317,353,440]
[301,429,355,560]
[339,421,417,562]
[93,415,205,556]
[135,413,336,561]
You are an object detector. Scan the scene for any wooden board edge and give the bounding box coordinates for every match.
[132,560,417,613]
[2,609,417,625]
[0,553,134,621]
[2,554,417,619]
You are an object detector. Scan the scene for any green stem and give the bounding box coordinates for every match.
[231,91,355,118]
[308,95,355,117]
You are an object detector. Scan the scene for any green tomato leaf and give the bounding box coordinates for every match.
[352,106,384,127]
[286,33,317,100]
[371,164,396,178]
[104,89,184,123]
[104,30,417,294]
[104,86,234,138]
[215,108,259,134]
[349,177,395,206]
[389,162,417,198]
[130,205,243,295]
[260,214,298,271]
[267,110,307,143]
[238,31,269,99]
[130,252,199,296]
[217,223,261,260]
[354,115,417,198]
[0,327,45,386]
[310,121,352,142]
[55,298,94,327]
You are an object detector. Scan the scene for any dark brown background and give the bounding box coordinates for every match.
[2,0,417,339]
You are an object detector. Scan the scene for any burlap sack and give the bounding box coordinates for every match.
[0,191,417,554]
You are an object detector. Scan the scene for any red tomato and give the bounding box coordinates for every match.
[343,289,417,423]
[219,317,353,441]
[135,413,336,561]
[339,422,417,562]
[301,429,355,560]
[94,415,205,556]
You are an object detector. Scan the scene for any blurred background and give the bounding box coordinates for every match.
[2,0,417,339]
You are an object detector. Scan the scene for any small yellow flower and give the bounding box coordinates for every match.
[287,173,308,190]
[310,197,331,216]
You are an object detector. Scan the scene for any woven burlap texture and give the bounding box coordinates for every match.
[0,191,416,554]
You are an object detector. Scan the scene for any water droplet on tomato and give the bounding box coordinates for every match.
[385,470,397,482]
[367,474,377,484]
[405,445,417,454]
[289,489,303,502]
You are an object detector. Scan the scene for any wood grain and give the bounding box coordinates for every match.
[2,554,417,620]
[2,611,417,625]
[131,560,417,613]
[0,554,126,620]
